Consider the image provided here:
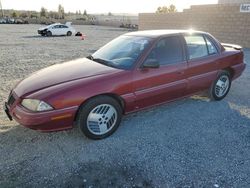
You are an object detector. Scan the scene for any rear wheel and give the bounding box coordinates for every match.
[210,71,231,101]
[77,96,122,140]
[46,31,52,37]
[67,31,72,36]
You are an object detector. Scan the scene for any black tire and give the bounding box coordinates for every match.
[46,31,52,37]
[209,70,231,101]
[77,96,122,140]
[67,31,72,36]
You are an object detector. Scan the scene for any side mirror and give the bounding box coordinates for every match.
[143,59,159,69]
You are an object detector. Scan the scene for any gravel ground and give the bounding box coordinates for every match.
[0,24,250,188]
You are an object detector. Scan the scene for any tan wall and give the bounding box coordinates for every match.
[139,4,250,47]
[219,0,250,4]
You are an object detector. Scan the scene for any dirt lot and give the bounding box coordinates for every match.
[0,24,250,187]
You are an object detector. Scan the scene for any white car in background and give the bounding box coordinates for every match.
[38,22,76,36]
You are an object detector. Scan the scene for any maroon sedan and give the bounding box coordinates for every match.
[4,30,246,139]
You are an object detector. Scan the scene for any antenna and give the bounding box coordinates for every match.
[0,0,4,18]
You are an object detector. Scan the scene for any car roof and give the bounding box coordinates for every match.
[125,30,208,38]
[53,23,62,25]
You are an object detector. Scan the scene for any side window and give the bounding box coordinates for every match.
[184,35,208,60]
[146,36,184,66]
[60,25,68,28]
[205,36,218,55]
[52,25,59,29]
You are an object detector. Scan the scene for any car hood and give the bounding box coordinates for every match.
[38,25,50,30]
[14,58,121,97]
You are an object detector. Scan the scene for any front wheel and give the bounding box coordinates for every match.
[210,71,231,101]
[67,31,72,36]
[46,31,52,37]
[77,96,122,140]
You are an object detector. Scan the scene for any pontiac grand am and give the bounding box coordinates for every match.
[4,30,246,139]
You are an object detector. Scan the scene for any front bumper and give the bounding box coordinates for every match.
[38,30,47,35]
[5,101,78,132]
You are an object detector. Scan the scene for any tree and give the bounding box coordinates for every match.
[40,7,47,17]
[58,4,65,19]
[108,12,112,16]
[12,11,17,18]
[84,9,87,16]
[169,4,177,12]
[20,12,28,18]
[156,4,177,13]
[30,12,38,18]
[49,11,59,19]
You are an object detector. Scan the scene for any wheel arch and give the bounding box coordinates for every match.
[47,29,53,36]
[74,93,126,122]
[223,67,234,78]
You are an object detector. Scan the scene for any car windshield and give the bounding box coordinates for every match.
[90,35,152,70]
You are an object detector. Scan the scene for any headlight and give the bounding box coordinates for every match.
[21,99,53,112]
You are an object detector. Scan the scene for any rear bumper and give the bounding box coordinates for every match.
[5,103,78,132]
[232,63,246,80]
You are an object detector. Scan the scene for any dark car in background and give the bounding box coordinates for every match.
[0,18,28,24]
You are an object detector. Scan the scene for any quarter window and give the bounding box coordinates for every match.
[205,36,218,55]
[146,36,184,66]
[184,35,208,60]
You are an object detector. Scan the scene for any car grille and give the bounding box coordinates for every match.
[7,93,16,106]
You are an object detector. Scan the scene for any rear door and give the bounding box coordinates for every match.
[133,35,188,109]
[60,25,69,35]
[183,34,220,94]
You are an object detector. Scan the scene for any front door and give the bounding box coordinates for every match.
[133,35,188,109]
[51,25,61,35]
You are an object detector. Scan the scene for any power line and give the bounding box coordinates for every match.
[0,0,4,17]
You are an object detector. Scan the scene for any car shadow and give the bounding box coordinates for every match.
[22,35,76,39]
[22,35,45,39]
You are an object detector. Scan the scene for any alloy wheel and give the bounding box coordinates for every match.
[214,75,230,98]
[87,104,118,135]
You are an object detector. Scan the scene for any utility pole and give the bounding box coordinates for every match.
[0,0,4,18]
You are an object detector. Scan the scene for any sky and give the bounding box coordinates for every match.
[1,0,218,14]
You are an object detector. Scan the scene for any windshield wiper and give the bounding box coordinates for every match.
[90,57,117,68]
